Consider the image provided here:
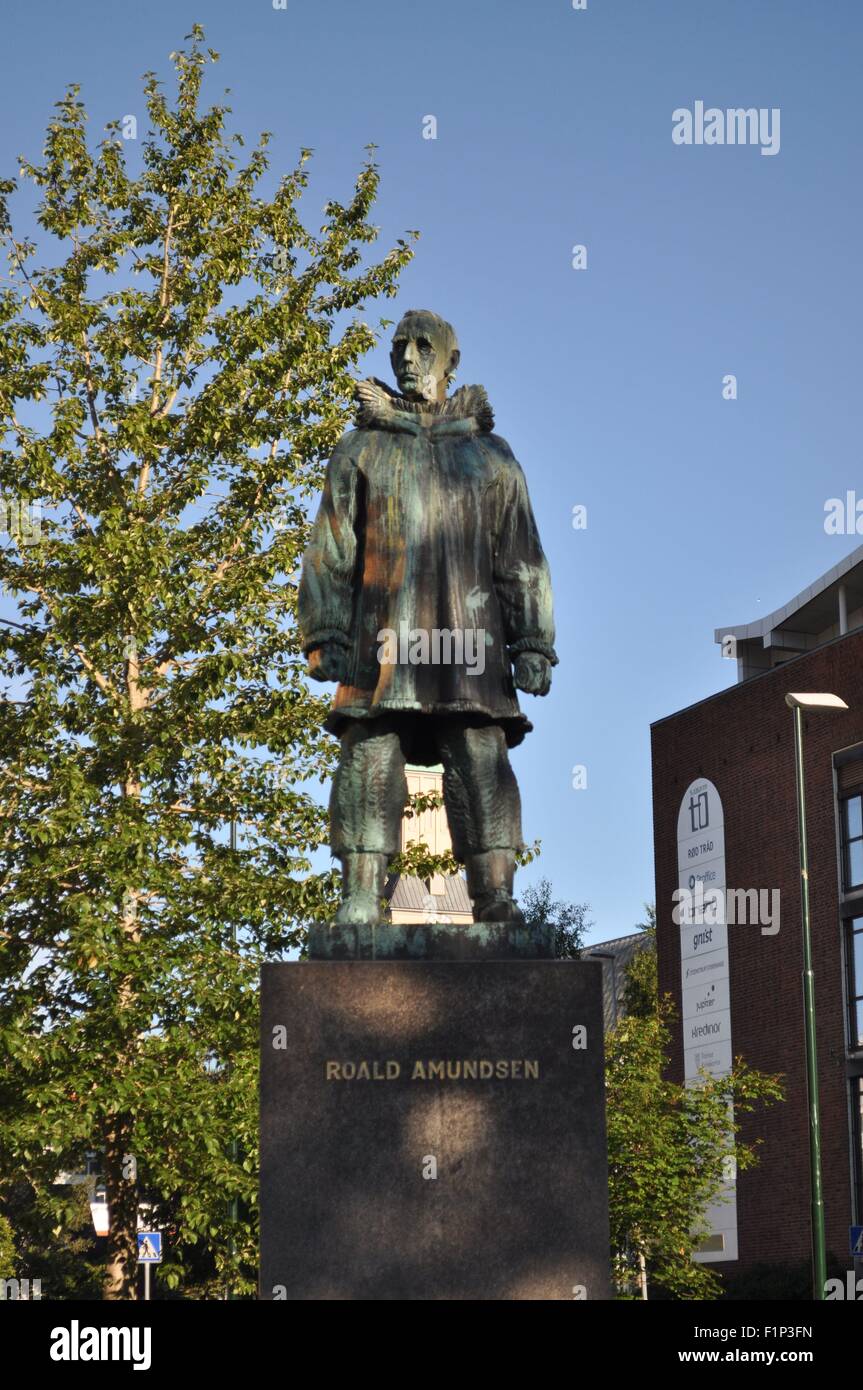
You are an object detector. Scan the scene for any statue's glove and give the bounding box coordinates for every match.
[306,641,348,684]
[513,652,552,697]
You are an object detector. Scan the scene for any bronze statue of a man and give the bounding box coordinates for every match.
[298,310,557,929]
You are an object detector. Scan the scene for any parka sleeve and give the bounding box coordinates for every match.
[297,435,360,654]
[491,450,558,665]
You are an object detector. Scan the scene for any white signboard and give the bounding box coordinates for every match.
[677,778,738,1263]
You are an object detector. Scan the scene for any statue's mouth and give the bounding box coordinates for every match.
[398,374,424,399]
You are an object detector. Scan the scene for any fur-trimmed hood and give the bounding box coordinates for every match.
[354,378,494,436]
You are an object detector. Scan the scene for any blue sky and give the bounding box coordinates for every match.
[2,0,861,944]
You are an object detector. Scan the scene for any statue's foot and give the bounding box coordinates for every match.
[465,850,524,928]
[332,851,389,928]
[472,888,525,927]
[333,893,381,928]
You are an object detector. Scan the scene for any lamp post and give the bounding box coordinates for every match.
[785,691,848,1300]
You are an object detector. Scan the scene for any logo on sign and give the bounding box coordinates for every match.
[689,790,709,833]
[695,985,717,1013]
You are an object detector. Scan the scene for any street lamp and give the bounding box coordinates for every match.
[89,1182,109,1238]
[785,691,849,1300]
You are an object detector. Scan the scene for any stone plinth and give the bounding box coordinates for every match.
[260,951,611,1300]
[306,919,555,960]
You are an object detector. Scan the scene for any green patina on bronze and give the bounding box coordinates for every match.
[307,920,556,961]
[298,310,558,934]
[299,378,555,738]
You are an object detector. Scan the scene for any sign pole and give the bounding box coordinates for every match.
[137,1231,161,1297]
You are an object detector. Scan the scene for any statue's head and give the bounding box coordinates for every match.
[390,310,460,403]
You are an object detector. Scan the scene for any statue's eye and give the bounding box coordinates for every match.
[417,339,431,352]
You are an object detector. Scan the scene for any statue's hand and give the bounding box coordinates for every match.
[513,652,552,697]
[306,641,348,684]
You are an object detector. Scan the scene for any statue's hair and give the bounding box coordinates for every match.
[392,309,460,383]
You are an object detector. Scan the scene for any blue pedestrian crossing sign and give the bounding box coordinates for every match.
[137,1232,162,1263]
[851,1226,863,1257]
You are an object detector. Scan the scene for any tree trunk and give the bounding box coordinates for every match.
[103,661,146,1301]
[103,1121,138,1299]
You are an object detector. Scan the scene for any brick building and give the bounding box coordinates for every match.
[651,547,863,1287]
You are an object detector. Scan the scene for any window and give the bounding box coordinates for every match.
[853,1079,863,1225]
[843,795,863,888]
[847,917,863,1052]
[842,794,863,890]
[836,769,863,1226]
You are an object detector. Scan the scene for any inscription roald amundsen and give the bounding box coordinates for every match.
[325,1059,540,1081]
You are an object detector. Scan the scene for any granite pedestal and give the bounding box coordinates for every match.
[260,932,611,1300]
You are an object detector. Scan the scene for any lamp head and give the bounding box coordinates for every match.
[785,692,849,711]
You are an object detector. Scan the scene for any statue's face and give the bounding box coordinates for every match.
[390,316,455,403]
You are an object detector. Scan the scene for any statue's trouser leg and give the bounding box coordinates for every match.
[435,721,525,925]
[330,718,408,925]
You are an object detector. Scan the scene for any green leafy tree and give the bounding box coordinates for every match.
[0,1177,102,1298]
[0,1208,16,1281]
[520,876,590,957]
[606,911,783,1298]
[0,27,414,1299]
[621,901,656,1019]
